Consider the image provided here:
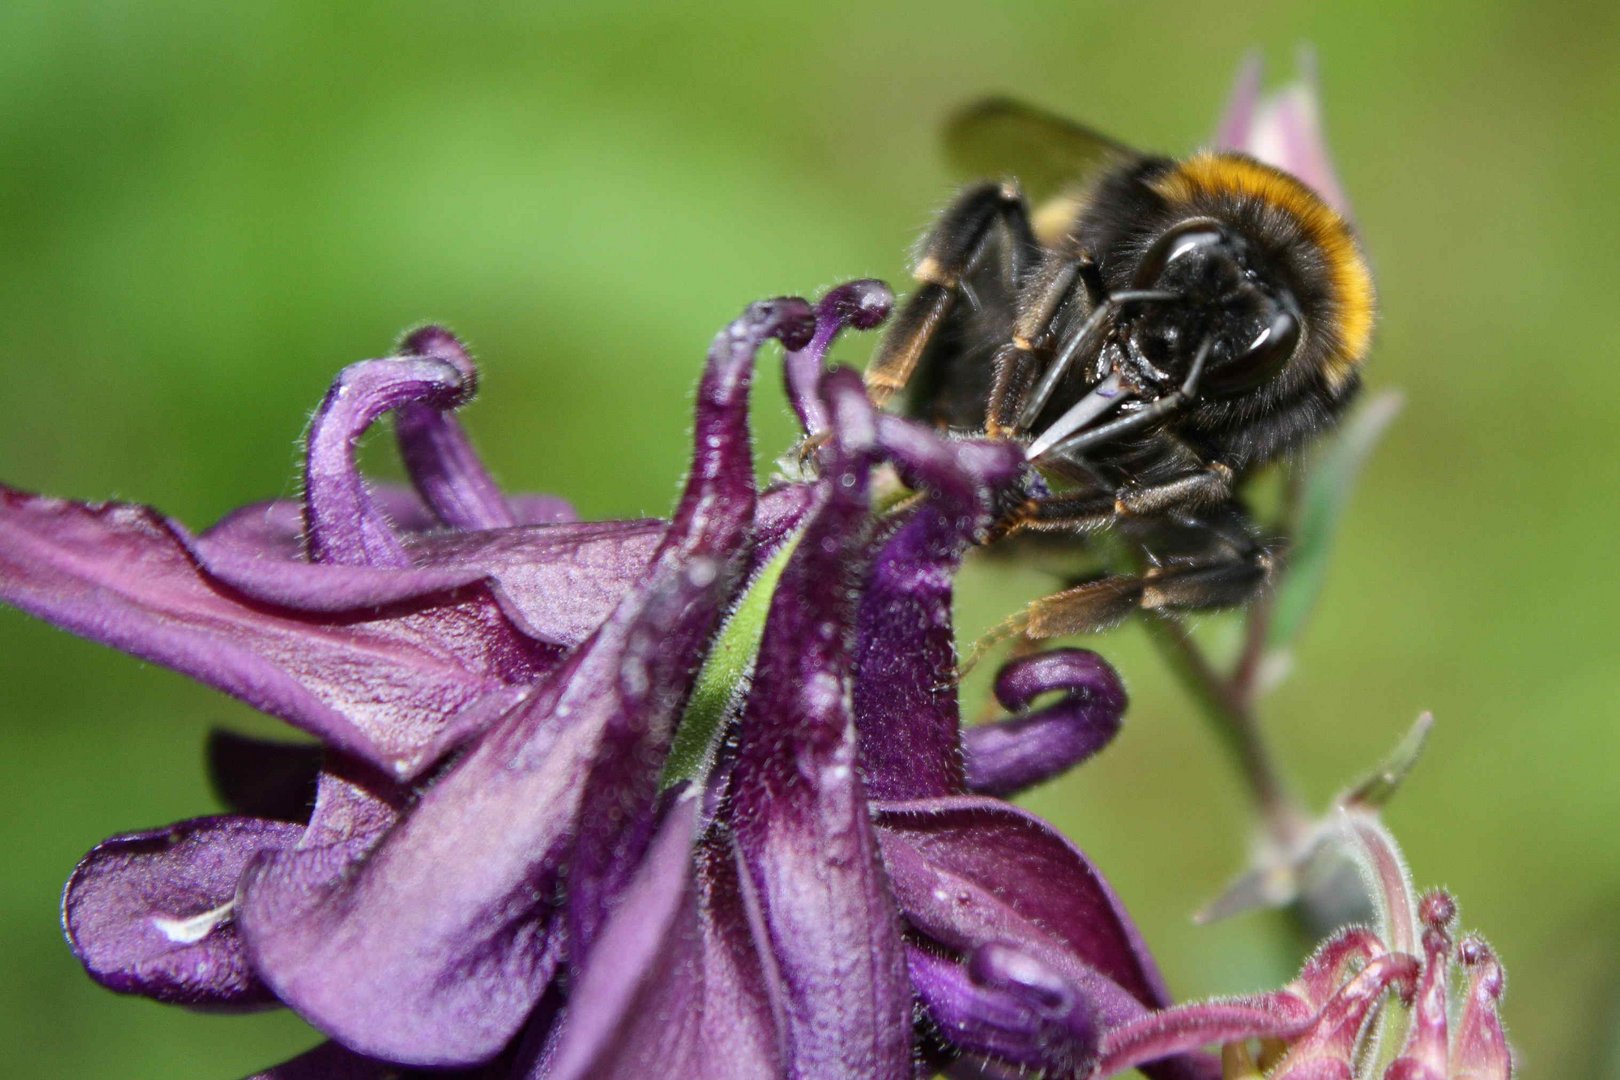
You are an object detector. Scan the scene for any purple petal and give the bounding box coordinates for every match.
[783,280,893,437]
[962,649,1125,798]
[237,300,802,1067]
[0,485,555,778]
[1269,953,1419,1076]
[909,942,1100,1076]
[872,796,1171,1026]
[538,795,784,1080]
[303,356,469,567]
[62,815,302,1007]
[854,424,1024,801]
[728,368,912,1080]
[205,730,321,822]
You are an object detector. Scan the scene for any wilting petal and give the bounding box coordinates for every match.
[728,369,912,1080]
[237,300,806,1067]
[62,816,301,1007]
[0,486,556,778]
[1267,953,1419,1078]
[962,649,1125,798]
[538,794,784,1080]
[910,941,1100,1076]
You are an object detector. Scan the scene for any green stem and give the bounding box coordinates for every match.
[1144,615,1306,848]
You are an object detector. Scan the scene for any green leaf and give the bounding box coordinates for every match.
[660,529,803,788]
[1267,389,1404,650]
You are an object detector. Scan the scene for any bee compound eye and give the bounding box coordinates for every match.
[1131,220,1229,289]
[1208,306,1301,395]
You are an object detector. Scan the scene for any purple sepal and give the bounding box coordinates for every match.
[910,942,1100,1076]
[536,794,784,1080]
[61,815,302,1008]
[235,300,804,1068]
[962,650,1125,798]
[0,484,558,779]
[728,368,913,1080]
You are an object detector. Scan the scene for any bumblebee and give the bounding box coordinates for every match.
[865,98,1375,640]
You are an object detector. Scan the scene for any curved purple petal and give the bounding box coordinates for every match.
[728,368,912,1080]
[1212,51,1263,153]
[537,795,784,1080]
[394,325,521,531]
[854,422,1024,801]
[872,796,1170,1027]
[0,485,556,778]
[910,942,1100,1077]
[962,649,1125,798]
[303,356,469,567]
[236,300,804,1068]
[1215,51,1351,216]
[62,815,302,1008]
[783,279,893,437]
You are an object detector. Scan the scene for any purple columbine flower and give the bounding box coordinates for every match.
[5,279,1212,1079]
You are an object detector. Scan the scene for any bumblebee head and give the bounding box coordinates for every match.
[1122,218,1304,396]
[1121,152,1374,403]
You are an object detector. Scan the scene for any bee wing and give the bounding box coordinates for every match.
[944,97,1139,204]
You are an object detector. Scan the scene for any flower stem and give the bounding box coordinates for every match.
[1143,615,1305,847]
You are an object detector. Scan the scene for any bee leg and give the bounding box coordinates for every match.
[984,258,1090,437]
[865,182,1035,409]
[991,499,1272,640]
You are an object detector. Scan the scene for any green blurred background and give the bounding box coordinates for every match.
[2,2,1616,1076]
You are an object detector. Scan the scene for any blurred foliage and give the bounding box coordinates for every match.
[2,2,1617,1076]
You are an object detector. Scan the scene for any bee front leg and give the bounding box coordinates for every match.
[865,182,1037,409]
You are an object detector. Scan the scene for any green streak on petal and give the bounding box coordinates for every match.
[661,528,804,788]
